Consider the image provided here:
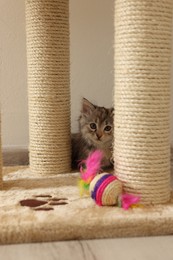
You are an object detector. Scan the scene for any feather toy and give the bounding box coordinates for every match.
[79,150,140,209]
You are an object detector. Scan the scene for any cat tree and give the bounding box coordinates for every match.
[0,0,173,245]
[24,0,172,204]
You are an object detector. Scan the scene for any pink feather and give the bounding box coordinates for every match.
[121,194,140,210]
[80,150,103,183]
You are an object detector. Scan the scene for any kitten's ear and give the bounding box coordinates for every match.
[81,98,96,115]
[109,108,114,117]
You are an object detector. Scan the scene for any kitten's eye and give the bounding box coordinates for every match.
[104,125,112,132]
[90,123,97,130]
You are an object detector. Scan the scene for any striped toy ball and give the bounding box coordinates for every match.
[89,173,122,206]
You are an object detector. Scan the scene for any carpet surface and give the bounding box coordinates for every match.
[1,166,173,244]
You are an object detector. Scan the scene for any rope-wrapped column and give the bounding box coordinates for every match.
[25,0,71,174]
[114,0,173,204]
[0,120,3,189]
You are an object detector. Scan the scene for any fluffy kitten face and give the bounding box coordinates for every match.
[79,98,114,148]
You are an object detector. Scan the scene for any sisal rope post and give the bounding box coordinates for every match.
[114,0,173,204]
[25,0,71,175]
[0,119,3,189]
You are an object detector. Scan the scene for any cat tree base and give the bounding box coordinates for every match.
[1,166,173,244]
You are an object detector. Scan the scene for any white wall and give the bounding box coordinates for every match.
[70,0,114,132]
[0,0,172,149]
[0,0,28,148]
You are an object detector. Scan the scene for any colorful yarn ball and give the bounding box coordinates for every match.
[89,173,122,206]
[79,150,140,209]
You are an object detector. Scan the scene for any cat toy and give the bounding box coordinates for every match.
[79,150,140,210]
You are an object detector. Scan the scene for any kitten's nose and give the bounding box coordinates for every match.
[96,133,102,140]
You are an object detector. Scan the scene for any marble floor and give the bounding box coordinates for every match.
[0,236,173,260]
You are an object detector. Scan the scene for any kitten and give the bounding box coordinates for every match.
[71,98,114,169]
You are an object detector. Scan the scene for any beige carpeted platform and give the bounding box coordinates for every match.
[1,166,173,245]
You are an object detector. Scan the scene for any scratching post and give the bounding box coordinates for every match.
[25,0,71,174]
[114,0,173,204]
[0,121,3,189]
